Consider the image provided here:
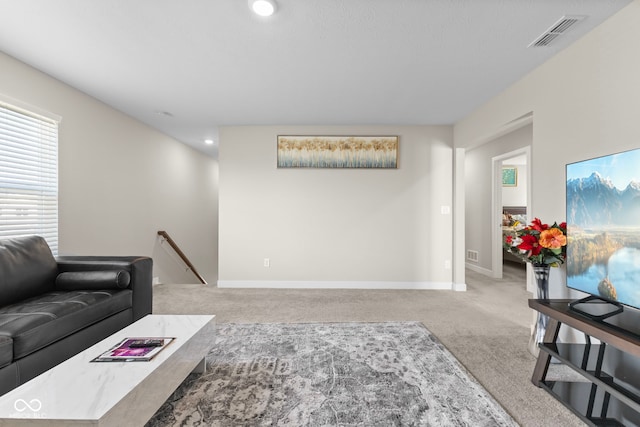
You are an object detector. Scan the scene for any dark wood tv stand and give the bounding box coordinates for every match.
[529,299,640,426]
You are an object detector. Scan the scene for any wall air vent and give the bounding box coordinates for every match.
[528,15,586,47]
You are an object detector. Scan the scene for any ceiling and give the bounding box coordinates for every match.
[0,0,632,157]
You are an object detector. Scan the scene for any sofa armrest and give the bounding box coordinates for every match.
[56,270,131,290]
[56,256,153,321]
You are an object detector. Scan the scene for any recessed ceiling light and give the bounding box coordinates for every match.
[204,139,215,145]
[249,0,276,17]
[155,110,174,117]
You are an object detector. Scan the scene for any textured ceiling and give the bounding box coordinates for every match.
[0,0,632,157]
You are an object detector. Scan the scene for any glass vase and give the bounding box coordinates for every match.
[528,264,550,356]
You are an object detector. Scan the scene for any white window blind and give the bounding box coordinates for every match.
[0,101,59,254]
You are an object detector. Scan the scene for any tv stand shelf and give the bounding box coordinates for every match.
[529,299,640,427]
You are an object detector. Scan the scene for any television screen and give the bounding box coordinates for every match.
[566,147,640,310]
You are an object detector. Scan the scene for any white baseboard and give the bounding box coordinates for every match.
[217,280,461,290]
[452,282,467,292]
[465,262,492,276]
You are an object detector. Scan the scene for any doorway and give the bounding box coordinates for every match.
[491,146,530,279]
[458,113,533,289]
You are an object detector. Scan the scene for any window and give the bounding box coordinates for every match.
[0,99,59,254]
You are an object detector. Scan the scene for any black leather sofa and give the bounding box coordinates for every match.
[0,236,152,396]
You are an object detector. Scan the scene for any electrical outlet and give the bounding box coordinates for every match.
[263,258,270,267]
[444,260,451,269]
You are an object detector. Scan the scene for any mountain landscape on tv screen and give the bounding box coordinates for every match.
[567,171,640,227]
[567,170,640,308]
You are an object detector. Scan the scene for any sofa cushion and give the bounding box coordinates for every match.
[0,336,12,369]
[56,270,131,290]
[0,290,132,360]
[0,236,57,306]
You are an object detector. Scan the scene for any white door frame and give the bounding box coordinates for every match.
[491,146,531,278]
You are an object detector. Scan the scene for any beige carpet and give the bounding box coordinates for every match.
[152,263,584,427]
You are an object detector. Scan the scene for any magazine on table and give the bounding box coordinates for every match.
[92,337,175,362]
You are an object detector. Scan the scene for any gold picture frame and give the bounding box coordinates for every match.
[277,135,398,169]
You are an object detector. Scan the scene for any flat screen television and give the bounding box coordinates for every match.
[566,147,640,320]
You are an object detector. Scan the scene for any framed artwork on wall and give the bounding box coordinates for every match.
[277,135,398,168]
[502,166,518,187]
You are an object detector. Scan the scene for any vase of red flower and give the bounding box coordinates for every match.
[503,218,567,355]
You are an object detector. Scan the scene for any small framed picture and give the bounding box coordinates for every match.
[502,167,517,187]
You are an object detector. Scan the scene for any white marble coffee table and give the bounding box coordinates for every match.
[0,314,216,426]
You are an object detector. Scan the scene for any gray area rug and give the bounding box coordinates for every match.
[146,322,518,426]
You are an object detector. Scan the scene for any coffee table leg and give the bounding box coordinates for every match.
[192,357,207,374]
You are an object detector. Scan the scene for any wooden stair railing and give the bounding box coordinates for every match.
[157,231,207,284]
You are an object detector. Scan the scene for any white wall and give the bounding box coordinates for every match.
[502,164,527,207]
[456,0,640,298]
[218,125,455,289]
[0,51,218,284]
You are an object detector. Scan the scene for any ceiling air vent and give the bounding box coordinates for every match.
[528,15,586,47]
